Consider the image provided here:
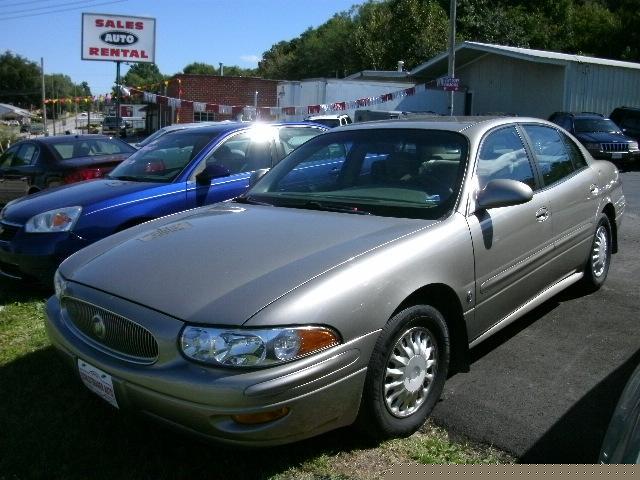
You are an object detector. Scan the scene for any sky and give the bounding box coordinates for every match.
[0,0,364,97]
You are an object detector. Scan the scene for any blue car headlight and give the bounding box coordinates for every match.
[180,325,340,367]
[25,206,82,233]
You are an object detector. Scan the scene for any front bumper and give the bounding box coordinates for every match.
[0,223,89,282]
[45,282,379,446]
[589,149,640,163]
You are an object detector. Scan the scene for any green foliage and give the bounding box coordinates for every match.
[122,63,167,91]
[182,62,258,77]
[0,125,19,153]
[257,0,638,81]
[183,61,219,75]
[0,51,91,115]
[0,51,41,108]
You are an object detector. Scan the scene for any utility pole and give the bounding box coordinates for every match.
[115,61,121,135]
[448,0,457,116]
[41,57,47,136]
[51,77,56,135]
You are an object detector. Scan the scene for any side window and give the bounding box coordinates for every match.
[523,125,575,185]
[18,144,39,165]
[5,144,39,167]
[0,145,20,168]
[561,133,588,169]
[199,130,273,176]
[276,127,324,162]
[477,126,535,189]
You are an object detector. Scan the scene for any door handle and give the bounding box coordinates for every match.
[589,184,599,196]
[20,177,28,182]
[535,207,549,222]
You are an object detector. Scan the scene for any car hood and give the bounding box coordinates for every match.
[576,132,630,143]
[2,179,164,224]
[61,203,431,325]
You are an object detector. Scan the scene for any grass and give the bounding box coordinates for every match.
[0,277,513,479]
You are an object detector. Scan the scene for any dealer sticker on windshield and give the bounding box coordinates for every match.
[78,359,119,408]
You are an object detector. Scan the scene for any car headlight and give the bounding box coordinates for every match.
[53,270,67,299]
[180,325,341,367]
[25,206,82,233]
[629,141,639,152]
[585,143,601,151]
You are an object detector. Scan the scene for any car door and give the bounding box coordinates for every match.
[466,125,555,341]
[186,128,276,208]
[0,143,40,203]
[521,124,599,279]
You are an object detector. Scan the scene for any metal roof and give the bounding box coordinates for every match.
[411,41,640,77]
[0,103,35,118]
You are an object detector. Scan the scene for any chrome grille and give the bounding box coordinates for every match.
[0,222,20,241]
[601,143,629,152]
[63,297,158,363]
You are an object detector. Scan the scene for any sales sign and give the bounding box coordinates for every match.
[437,76,460,92]
[82,13,156,63]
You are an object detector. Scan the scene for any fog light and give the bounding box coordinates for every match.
[231,407,290,425]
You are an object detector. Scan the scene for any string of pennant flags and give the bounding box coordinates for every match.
[43,79,429,116]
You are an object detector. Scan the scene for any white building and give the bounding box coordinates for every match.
[411,41,640,118]
[277,73,464,121]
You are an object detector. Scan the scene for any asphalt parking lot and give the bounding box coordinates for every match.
[432,169,640,463]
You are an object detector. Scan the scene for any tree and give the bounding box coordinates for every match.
[122,63,166,91]
[0,51,41,108]
[183,62,218,75]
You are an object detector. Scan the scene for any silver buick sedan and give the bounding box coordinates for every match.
[46,117,625,446]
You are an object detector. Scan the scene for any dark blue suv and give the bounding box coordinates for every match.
[0,122,327,282]
[549,112,639,166]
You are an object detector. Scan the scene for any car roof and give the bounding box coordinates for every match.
[158,121,326,135]
[335,116,550,133]
[28,134,126,144]
[551,112,605,119]
[306,114,348,120]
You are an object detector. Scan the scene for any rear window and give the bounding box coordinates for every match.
[51,139,135,160]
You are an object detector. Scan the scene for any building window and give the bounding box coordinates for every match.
[194,112,219,122]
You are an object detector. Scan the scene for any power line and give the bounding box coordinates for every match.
[0,0,128,21]
[1,0,104,16]
[0,1,60,6]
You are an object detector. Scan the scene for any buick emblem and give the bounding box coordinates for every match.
[92,314,107,340]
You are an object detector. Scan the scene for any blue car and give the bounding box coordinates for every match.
[0,122,327,282]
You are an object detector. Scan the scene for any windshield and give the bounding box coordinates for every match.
[108,130,218,183]
[135,127,171,148]
[246,129,468,220]
[574,118,621,134]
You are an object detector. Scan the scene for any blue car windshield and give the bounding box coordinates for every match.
[246,129,469,220]
[108,130,218,182]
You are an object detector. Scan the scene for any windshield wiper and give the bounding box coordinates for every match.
[108,175,142,182]
[233,196,273,206]
[301,200,371,215]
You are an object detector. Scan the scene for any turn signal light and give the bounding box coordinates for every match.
[231,407,290,425]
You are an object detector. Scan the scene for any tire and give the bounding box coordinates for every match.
[583,214,612,290]
[356,305,450,441]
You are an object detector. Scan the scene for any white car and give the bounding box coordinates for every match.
[305,114,352,128]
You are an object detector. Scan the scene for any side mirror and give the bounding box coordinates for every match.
[196,164,231,185]
[476,179,533,210]
[249,168,270,187]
